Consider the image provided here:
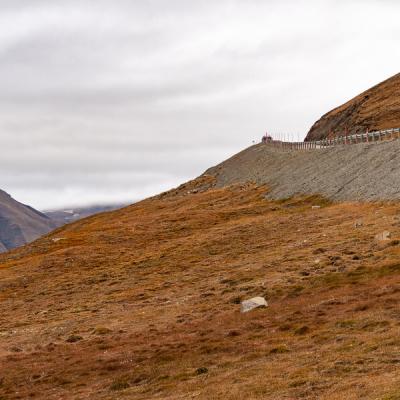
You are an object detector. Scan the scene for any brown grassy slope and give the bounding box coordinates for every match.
[306,73,400,141]
[2,179,400,399]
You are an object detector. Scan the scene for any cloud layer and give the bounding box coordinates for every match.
[1,0,399,209]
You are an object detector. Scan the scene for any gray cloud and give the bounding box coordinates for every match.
[0,0,399,209]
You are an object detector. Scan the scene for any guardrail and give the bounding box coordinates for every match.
[263,128,400,150]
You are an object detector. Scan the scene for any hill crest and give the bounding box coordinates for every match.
[305,73,400,141]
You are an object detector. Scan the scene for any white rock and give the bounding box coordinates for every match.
[240,297,268,313]
[375,231,391,241]
[52,237,66,243]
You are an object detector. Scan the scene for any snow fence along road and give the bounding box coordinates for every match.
[264,128,400,150]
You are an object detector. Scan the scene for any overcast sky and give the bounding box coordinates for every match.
[0,0,399,210]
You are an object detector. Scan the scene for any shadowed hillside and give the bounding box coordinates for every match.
[305,73,400,141]
[2,177,400,399]
[0,189,56,252]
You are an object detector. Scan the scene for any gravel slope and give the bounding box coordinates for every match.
[205,140,400,201]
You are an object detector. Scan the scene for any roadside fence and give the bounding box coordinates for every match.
[263,128,400,150]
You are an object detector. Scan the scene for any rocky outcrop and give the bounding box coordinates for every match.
[0,189,56,252]
[305,73,400,141]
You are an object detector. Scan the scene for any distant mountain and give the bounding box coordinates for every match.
[306,73,400,141]
[44,204,125,227]
[0,189,56,253]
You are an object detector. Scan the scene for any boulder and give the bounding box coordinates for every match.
[375,231,391,241]
[240,297,268,313]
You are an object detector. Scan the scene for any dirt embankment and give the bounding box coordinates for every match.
[205,140,400,201]
[305,73,400,141]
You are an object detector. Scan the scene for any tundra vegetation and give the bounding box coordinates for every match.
[1,176,400,399]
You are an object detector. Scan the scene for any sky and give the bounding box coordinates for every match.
[0,0,399,210]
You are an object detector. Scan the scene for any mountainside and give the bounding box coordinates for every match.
[3,73,400,398]
[2,177,400,399]
[0,189,56,252]
[305,73,400,141]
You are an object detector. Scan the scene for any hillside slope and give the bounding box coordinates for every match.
[305,73,400,141]
[205,139,400,202]
[0,189,56,252]
[1,178,400,399]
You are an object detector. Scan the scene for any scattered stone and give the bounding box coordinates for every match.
[240,297,268,313]
[375,231,391,241]
[195,367,208,375]
[354,220,363,228]
[52,237,66,243]
[66,335,82,343]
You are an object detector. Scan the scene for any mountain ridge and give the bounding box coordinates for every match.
[0,188,56,252]
[305,72,400,141]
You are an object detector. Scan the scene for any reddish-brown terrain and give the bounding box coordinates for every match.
[2,176,400,399]
[306,73,400,141]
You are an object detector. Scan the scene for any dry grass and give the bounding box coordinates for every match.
[1,179,400,399]
[306,73,400,140]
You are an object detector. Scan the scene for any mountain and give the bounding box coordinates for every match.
[44,204,125,227]
[305,73,400,141]
[2,73,400,398]
[0,189,56,252]
[1,174,400,399]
